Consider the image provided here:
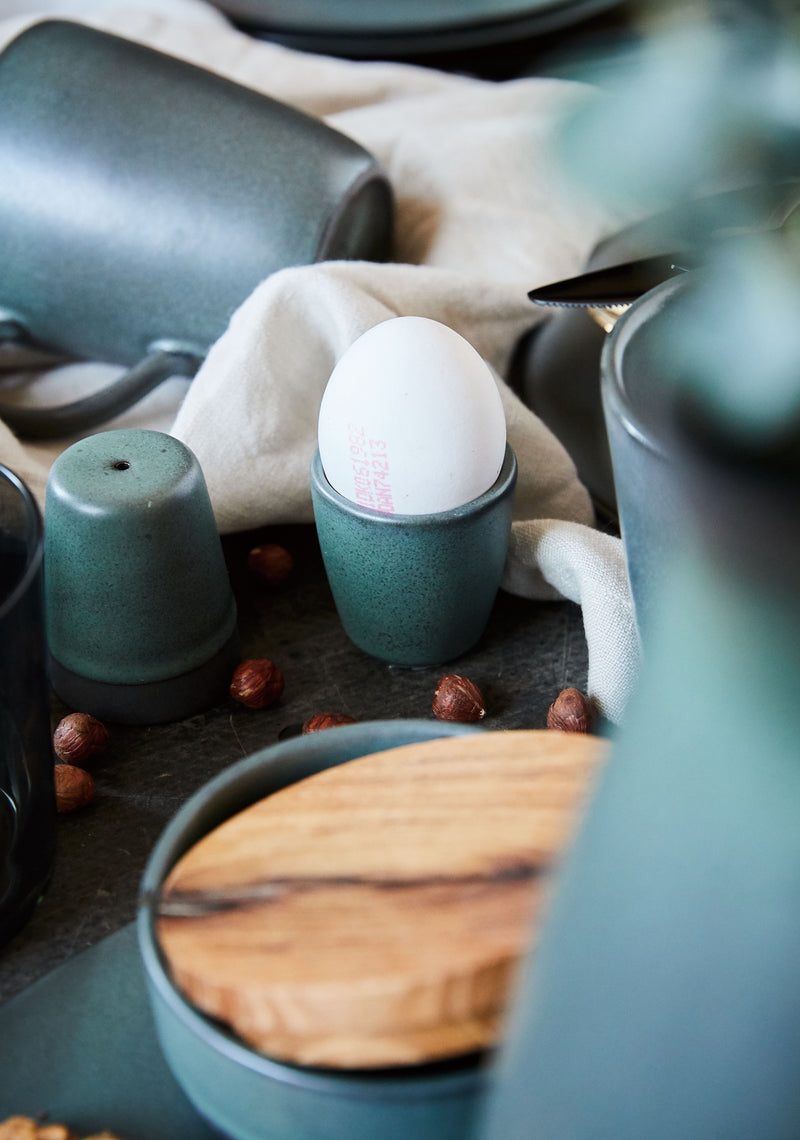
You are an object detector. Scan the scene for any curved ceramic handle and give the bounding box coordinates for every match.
[0,332,201,440]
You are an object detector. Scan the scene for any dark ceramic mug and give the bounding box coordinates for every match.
[0,464,55,946]
[0,19,394,439]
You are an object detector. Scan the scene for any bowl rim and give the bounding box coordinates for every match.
[600,275,688,460]
[137,718,487,1099]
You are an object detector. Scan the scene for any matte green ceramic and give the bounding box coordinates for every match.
[0,923,218,1137]
[138,719,487,1140]
[0,19,394,438]
[226,0,619,57]
[600,276,687,637]
[481,277,800,1140]
[44,429,239,724]
[310,445,517,666]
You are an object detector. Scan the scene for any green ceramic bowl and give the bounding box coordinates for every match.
[138,719,488,1140]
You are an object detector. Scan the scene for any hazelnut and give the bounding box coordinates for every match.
[247,544,294,585]
[54,764,95,813]
[230,659,285,709]
[432,674,486,723]
[52,712,108,765]
[0,1118,40,1140]
[547,687,595,734]
[302,713,358,734]
[0,1117,119,1140]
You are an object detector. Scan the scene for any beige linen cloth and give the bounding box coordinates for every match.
[0,0,640,722]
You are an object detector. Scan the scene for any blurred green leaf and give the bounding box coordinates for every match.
[556,9,800,445]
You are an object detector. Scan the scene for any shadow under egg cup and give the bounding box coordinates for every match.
[310,445,517,667]
[45,429,239,725]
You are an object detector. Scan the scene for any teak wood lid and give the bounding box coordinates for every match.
[156,730,606,1069]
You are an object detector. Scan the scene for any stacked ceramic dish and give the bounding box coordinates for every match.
[138,720,607,1139]
[217,0,623,57]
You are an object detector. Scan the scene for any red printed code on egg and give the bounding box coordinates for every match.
[347,425,395,513]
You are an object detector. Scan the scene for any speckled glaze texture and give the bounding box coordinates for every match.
[44,429,238,723]
[311,445,517,666]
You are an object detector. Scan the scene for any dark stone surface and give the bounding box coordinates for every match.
[0,522,588,1006]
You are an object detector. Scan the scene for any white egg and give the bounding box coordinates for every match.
[317,316,507,515]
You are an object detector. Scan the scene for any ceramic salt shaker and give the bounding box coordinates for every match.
[44,429,239,724]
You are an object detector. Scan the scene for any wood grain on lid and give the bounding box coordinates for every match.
[156,730,606,1068]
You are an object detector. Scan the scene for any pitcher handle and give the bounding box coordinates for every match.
[0,326,202,440]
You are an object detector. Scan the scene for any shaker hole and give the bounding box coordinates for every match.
[112,460,131,471]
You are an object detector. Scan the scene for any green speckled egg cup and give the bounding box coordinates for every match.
[310,445,517,667]
[44,430,239,724]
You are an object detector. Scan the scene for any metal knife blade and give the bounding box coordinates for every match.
[528,253,696,308]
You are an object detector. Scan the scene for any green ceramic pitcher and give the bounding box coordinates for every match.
[480,278,800,1139]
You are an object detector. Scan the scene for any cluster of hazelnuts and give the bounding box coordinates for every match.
[52,677,594,814]
[50,541,596,813]
[51,712,107,813]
